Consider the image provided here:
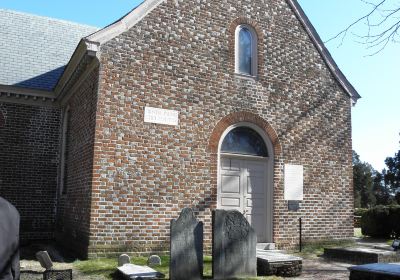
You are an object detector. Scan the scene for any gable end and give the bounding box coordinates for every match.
[84,0,360,103]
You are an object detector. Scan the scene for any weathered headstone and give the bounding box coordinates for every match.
[170,208,203,280]
[118,254,131,266]
[147,255,161,266]
[212,209,257,279]
[36,251,53,270]
[392,240,400,251]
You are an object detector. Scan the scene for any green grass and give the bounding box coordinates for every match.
[291,239,356,259]
[387,239,395,246]
[354,227,363,238]
[354,227,394,245]
[74,258,118,279]
[73,256,282,280]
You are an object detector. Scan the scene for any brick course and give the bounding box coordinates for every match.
[0,102,61,242]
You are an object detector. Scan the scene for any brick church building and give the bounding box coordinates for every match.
[0,0,360,258]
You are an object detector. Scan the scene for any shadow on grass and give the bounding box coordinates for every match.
[291,239,356,259]
[75,256,213,280]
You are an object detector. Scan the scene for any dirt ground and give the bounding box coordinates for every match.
[290,258,350,280]
[20,260,108,280]
[20,257,351,280]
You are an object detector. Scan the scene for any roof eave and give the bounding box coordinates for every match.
[86,0,164,45]
[286,0,361,104]
[63,0,362,105]
[54,39,100,99]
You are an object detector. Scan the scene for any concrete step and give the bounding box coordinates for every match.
[257,249,302,277]
[324,247,400,265]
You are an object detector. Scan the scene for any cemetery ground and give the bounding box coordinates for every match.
[21,228,396,280]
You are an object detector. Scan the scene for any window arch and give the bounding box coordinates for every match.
[221,126,268,157]
[235,25,258,76]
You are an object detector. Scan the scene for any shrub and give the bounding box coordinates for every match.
[354,208,368,217]
[361,205,400,238]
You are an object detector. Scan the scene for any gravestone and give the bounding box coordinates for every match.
[36,251,53,270]
[212,209,257,279]
[170,208,203,280]
[117,264,164,279]
[118,254,131,266]
[392,240,400,251]
[147,255,161,266]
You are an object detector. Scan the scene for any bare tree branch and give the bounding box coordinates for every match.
[325,0,386,46]
[325,0,400,54]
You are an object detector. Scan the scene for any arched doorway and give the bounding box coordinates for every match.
[217,123,273,243]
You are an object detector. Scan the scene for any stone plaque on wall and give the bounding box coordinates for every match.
[212,210,257,279]
[284,164,304,201]
[144,106,179,126]
[170,208,203,280]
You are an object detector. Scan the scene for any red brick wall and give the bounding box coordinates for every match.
[55,67,100,258]
[86,0,353,257]
[0,102,61,242]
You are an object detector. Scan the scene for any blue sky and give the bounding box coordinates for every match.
[1,0,398,171]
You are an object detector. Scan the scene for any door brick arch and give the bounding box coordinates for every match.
[208,111,282,156]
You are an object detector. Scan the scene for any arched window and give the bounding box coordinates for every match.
[235,25,257,76]
[221,127,268,157]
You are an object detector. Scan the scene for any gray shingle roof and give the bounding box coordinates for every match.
[0,9,99,91]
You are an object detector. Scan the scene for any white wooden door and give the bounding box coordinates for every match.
[219,156,268,242]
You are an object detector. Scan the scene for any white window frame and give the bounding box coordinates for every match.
[235,25,258,77]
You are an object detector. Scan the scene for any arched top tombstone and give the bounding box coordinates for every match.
[170,208,203,280]
[147,255,161,267]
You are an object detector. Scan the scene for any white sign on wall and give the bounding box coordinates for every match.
[284,164,304,201]
[144,107,179,126]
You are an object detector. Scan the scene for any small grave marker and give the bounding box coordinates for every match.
[392,240,400,251]
[36,251,53,270]
[147,255,161,266]
[118,254,131,266]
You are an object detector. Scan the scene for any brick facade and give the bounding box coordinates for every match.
[84,0,353,257]
[0,0,356,259]
[0,103,61,242]
[55,67,100,258]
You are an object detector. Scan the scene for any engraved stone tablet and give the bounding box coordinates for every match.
[284,164,304,201]
[36,251,53,270]
[144,107,179,126]
[212,210,257,279]
[117,264,164,279]
[147,255,161,266]
[118,254,131,266]
[170,208,203,280]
